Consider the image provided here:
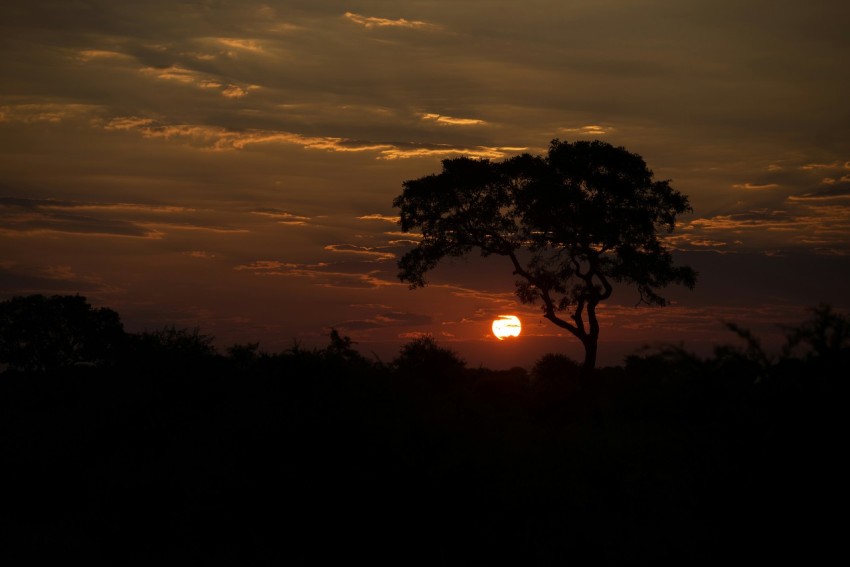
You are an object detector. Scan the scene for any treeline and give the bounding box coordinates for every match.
[1,295,847,565]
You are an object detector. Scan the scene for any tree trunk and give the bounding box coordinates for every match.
[580,301,600,385]
[580,335,597,385]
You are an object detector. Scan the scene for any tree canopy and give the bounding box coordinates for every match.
[393,139,697,373]
[0,294,124,372]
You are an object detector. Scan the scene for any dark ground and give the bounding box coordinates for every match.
[1,339,844,565]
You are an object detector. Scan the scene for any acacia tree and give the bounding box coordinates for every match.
[393,139,696,375]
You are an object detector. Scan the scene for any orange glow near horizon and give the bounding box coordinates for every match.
[492,315,522,340]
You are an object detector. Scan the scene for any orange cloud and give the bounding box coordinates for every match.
[323,244,396,261]
[357,214,400,223]
[0,103,99,123]
[102,116,523,159]
[559,124,612,136]
[140,65,258,99]
[74,49,134,62]
[421,113,487,126]
[215,38,266,53]
[379,146,522,160]
[251,208,311,224]
[344,12,439,30]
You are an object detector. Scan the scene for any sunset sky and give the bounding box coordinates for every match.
[2,1,849,367]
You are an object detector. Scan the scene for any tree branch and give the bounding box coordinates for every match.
[507,250,583,337]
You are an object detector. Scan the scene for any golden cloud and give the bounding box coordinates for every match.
[357,214,400,223]
[140,65,257,99]
[0,103,99,123]
[323,244,396,261]
[378,146,520,160]
[74,49,134,62]
[102,115,523,160]
[421,113,487,126]
[383,231,422,239]
[251,209,311,224]
[344,12,439,30]
[216,38,266,53]
[559,124,612,136]
[681,203,850,253]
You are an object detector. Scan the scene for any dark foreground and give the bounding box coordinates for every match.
[1,304,847,564]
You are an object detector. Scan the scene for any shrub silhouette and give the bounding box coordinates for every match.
[131,325,216,357]
[782,303,850,363]
[226,341,261,369]
[392,335,466,379]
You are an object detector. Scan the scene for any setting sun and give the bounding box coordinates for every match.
[492,315,521,340]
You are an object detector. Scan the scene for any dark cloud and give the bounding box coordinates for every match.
[0,197,78,209]
[0,196,259,237]
[0,198,157,237]
[789,181,850,201]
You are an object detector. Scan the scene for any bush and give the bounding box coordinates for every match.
[392,335,466,379]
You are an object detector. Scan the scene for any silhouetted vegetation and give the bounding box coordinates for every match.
[1,294,845,564]
[393,140,696,374]
[0,294,124,372]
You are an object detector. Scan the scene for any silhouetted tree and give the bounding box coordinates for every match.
[324,328,369,365]
[392,335,466,379]
[0,294,124,372]
[782,303,850,362]
[394,139,696,375]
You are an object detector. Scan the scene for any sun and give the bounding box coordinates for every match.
[492,315,521,340]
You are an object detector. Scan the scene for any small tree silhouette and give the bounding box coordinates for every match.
[133,325,216,358]
[393,335,466,379]
[782,304,850,362]
[393,139,696,376]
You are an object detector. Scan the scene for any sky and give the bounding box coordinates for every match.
[2,0,849,368]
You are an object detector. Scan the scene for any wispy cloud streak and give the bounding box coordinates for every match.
[344,12,439,30]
